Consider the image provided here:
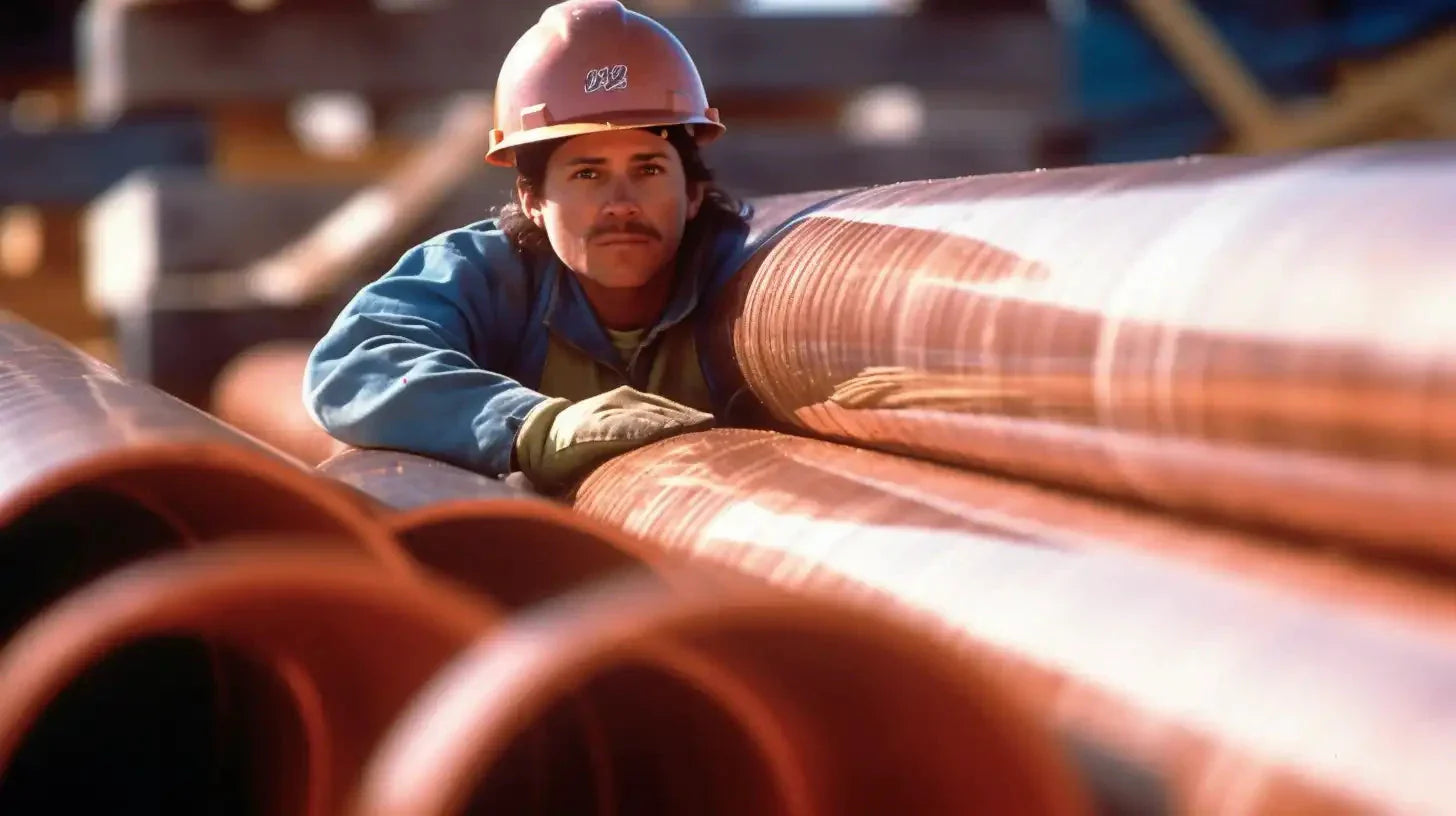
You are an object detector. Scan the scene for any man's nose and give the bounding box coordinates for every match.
[599,179,642,219]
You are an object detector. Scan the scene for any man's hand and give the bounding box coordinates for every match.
[514,386,714,492]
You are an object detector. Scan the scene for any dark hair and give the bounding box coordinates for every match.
[496,125,748,256]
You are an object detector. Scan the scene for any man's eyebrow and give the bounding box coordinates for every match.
[562,152,667,167]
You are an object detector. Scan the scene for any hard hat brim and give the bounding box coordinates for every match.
[485,115,726,168]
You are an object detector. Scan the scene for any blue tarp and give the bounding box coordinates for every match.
[1070,0,1456,161]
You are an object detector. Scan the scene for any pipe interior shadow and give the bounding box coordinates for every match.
[0,485,181,639]
[0,639,307,815]
[0,455,362,642]
[0,474,345,816]
[0,485,208,813]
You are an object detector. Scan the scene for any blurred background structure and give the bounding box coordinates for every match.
[1,0,1454,409]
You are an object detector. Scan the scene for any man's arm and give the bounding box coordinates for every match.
[304,241,546,477]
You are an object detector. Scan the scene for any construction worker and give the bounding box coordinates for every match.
[304,0,747,493]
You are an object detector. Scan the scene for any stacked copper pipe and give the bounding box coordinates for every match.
[0,313,1089,814]
[7,138,1456,815]
[574,429,1456,814]
[706,141,1456,564]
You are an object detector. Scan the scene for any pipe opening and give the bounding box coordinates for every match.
[0,486,181,640]
[462,663,788,815]
[0,638,309,815]
[452,631,1069,815]
[0,460,372,641]
[356,576,1085,816]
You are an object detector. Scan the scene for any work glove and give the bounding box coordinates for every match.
[514,385,714,493]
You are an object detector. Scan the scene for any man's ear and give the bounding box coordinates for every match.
[686,181,706,221]
[517,178,545,229]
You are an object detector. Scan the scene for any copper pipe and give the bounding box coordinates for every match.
[212,340,346,466]
[574,429,1456,814]
[709,142,1456,563]
[0,543,496,814]
[318,447,527,510]
[319,448,649,609]
[0,313,404,641]
[355,570,1090,816]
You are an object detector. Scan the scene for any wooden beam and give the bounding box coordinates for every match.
[0,269,110,346]
[80,1,1064,120]
[83,169,511,314]
[212,102,415,184]
[0,118,210,205]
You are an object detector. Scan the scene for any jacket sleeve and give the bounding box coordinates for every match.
[303,240,547,476]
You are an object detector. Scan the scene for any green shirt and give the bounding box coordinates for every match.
[535,320,714,412]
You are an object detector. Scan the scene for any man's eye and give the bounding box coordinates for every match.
[639,164,664,176]
[573,169,598,180]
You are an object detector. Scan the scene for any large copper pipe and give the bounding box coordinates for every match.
[0,543,496,814]
[318,448,649,609]
[355,570,1090,816]
[708,141,1456,563]
[0,313,403,636]
[574,429,1456,814]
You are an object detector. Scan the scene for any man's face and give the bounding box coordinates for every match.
[525,128,704,289]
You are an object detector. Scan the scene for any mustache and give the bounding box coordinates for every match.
[588,220,662,242]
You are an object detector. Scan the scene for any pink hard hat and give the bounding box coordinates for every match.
[485,0,725,167]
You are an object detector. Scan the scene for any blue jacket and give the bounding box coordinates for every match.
[304,218,750,477]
